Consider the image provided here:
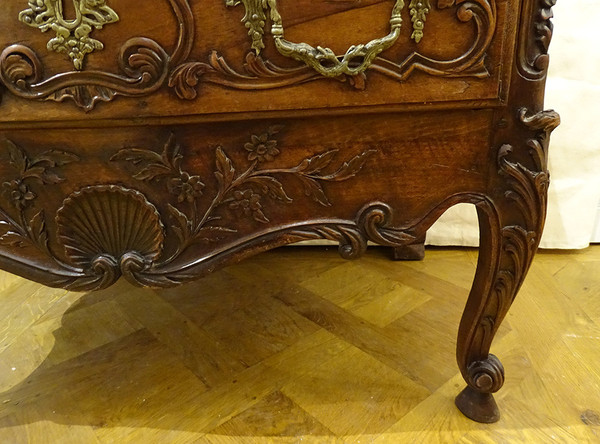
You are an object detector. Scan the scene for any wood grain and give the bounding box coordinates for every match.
[0,246,598,442]
[0,0,560,427]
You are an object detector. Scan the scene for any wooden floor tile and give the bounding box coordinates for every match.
[0,246,599,442]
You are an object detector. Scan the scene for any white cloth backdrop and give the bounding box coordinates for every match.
[426,1,600,249]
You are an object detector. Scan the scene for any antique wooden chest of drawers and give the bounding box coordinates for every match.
[0,0,559,423]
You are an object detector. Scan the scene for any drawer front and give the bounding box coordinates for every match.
[0,0,515,122]
[0,111,492,288]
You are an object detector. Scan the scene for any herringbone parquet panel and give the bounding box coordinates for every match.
[0,246,599,443]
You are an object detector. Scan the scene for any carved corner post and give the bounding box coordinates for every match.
[454,0,560,422]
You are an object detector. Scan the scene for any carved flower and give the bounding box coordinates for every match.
[229,189,268,223]
[244,133,280,162]
[3,179,36,210]
[167,172,205,203]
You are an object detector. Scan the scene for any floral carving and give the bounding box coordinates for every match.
[111,127,377,261]
[244,126,280,162]
[168,172,205,203]
[0,139,79,253]
[18,0,120,70]
[229,189,268,223]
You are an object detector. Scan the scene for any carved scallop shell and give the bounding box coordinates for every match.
[56,185,164,267]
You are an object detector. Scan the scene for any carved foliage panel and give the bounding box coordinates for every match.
[0,123,383,289]
[0,112,492,290]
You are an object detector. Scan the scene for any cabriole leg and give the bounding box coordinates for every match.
[455,109,559,422]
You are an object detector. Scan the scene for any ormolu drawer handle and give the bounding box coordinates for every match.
[266,0,404,77]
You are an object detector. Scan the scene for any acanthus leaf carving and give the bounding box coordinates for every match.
[463,107,560,382]
[518,0,556,80]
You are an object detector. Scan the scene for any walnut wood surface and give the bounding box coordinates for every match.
[0,0,560,423]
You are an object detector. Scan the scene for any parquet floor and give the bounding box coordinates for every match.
[0,245,599,443]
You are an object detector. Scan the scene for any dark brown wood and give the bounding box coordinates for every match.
[0,0,559,423]
[392,235,426,261]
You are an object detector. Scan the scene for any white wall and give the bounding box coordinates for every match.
[427,1,600,249]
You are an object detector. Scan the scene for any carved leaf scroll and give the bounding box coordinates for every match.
[518,0,556,80]
[0,38,170,111]
[172,0,496,99]
[1,0,195,110]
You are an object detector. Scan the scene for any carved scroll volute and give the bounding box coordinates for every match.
[1,0,195,111]
[518,0,556,80]
[171,0,497,100]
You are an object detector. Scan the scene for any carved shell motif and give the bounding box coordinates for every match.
[56,185,164,268]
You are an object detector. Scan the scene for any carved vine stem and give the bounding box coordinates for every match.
[111,127,377,266]
[0,139,79,265]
